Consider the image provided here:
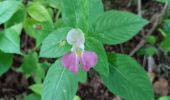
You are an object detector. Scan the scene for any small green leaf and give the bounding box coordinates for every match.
[102,53,154,100]
[0,0,20,23]
[27,2,52,22]
[47,0,61,9]
[0,29,20,54]
[42,60,78,100]
[0,51,13,76]
[40,27,71,58]
[20,52,39,74]
[85,37,109,76]
[92,10,148,44]
[29,83,43,95]
[161,34,170,52]
[138,47,157,56]
[24,93,41,100]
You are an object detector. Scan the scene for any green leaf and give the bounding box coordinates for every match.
[85,37,109,76]
[42,60,78,100]
[27,2,52,22]
[20,52,39,74]
[0,51,13,76]
[47,0,61,9]
[0,0,20,24]
[161,34,170,52]
[159,96,170,100]
[138,47,157,56]
[92,10,148,44]
[0,29,20,54]
[77,69,87,83]
[23,18,54,47]
[29,83,43,95]
[5,5,25,29]
[35,21,54,47]
[102,53,154,100]
[40,27,71,58]
[163,19,170,35]
[24,93,41,100]
[88,0,104,24]
[61,0,88,31]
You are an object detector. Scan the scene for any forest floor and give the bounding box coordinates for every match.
[0,0,170,100]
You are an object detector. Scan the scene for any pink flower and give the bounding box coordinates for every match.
[61,29,97,74]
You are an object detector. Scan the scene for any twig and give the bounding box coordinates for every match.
[138,0,142,16]
[129,3,168,56]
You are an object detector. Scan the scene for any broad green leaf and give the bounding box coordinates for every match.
[42,60,78,100]
[0,0,20,24]
[29,83,43,95]
[40,27,71,58]
[61,0,88,31]
[85,37,109,76]
[5,5,25,28]
[92,10,148,44]
[161,34,170,52]
[88,0,104,24]
[0,51,13,76]
[20,52,39,74]
[0,29,20,54]
[77,69,87,83]
[27,2,52,22]
[24,93,41,100]
[102,53,154,100]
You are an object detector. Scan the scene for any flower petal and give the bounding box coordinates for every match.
[80,51,97,71]
[61,52,79,74]
[66,28,85,47]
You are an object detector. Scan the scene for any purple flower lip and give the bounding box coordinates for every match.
[61,28,97,73]
[61,51,97,74]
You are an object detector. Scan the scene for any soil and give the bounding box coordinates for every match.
[0,0,170,100]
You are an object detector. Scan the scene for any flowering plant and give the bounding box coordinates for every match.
[0,0,154,100]
[40,0,154,100]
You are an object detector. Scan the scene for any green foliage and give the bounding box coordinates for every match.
[162,19,170,35]
[161,34,170,52]
[40,27,71,58]
[145,35,157,45]
[27,2,52,22]
[76,69,87,83]
[24,93,41,100]
[91,10,148,44]
[20,52,44,83]
[60,0,88,31]
[159,96,170,100]
[86,37,109,76]
[29,83,43,95]
[0,29,20,54]
[0,51,13,76]
[42,60,78,100]
[0,0,20,24]
[102,53,154,100]
[138,47,157,56]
